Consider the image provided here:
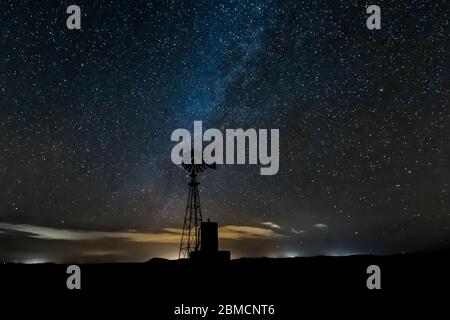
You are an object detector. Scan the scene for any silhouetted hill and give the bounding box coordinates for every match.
[1,253,448,317]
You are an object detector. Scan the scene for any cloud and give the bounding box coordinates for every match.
[261,221,281,229]
[0,222,282,244]
[290,228,307,234]
[0,222,181,243]
[220,225,283,239]
[314,223,328,230]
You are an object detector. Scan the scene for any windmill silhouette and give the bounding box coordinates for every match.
[179,151,216,259]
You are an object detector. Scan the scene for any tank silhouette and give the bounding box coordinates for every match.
[201,220,218,253]
[190,219,230,261]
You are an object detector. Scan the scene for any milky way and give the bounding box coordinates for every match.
[0,0,449,262]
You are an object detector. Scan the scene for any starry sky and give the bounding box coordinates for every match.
[0,0,449,263]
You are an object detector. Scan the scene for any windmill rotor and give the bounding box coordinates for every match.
[181,151,216,174]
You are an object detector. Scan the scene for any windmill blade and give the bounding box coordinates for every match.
[206,163,216,170]
[181,152,217,173]
[182,163,193,172]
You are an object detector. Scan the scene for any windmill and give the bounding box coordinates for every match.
[179,152,216,258]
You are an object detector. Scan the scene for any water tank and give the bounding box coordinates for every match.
[201,220,218,253]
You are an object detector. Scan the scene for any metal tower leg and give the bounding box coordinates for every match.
[179,173,203,258]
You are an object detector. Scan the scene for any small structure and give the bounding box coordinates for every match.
[190,219,230,261]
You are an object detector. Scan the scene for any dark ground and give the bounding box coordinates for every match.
[1,252,448,318]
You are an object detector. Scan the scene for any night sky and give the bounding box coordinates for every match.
[0,0,449,263]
